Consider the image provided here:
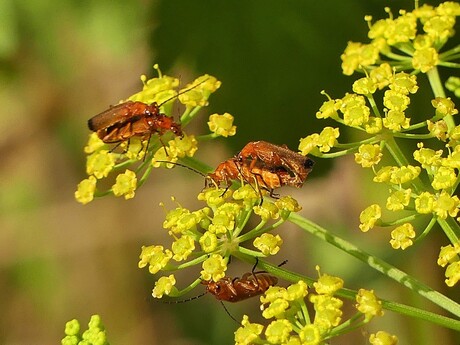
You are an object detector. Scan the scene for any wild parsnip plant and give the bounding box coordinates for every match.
[70,2,460,344]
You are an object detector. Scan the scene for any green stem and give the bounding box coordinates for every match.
[383,136,424,192]
[238,218,286,243]
[181,105,204,126]
[426,67,455,131]
[287,213,460,318]
[437,217,460,245]
[180,156,213,174]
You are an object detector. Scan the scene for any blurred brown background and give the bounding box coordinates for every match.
[1,0,458,344]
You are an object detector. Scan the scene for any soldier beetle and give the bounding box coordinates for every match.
[237,141,314,188]
[201,270,278,303]
[88,101,182,144]
[87,77,211,145]
[163,259,283,324]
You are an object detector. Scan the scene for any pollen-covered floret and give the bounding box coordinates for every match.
[199,231,218,253]
[207,113,237,137]
[178,74,221,107]
[310,294,343,330]
[138,245,172,274]
[253,233,283,256]
[253,201,280,221]
[152,275,176,298]
[415,191,435,214]
[431,166,456,190]
[359,204,382,232]
[390,223,416,250]
[355,144,383,168]
[261,319,291,344]
[171,235,196,261]
[427,120,448,141]
[432,97,458,117]
[201,253,227,281]
[445,261,460,287]
[316,99,339,119]
[86,150,116,179]
[369,330,399,345]
[386,189,411,211]
[433,191,460,219]
[112,169,137,200]
[75,176,97,205]
[356,289,384,322]
[313,267,344,295]
[437,242,460,267]
[234,315,264,345]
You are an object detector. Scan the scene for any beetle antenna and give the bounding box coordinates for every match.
[154,160,207,178]
[157,77,210,108]
[159,291,207,304]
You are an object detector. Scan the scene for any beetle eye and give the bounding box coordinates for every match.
[304,158,315,169]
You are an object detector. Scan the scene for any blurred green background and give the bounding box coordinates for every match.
[0,0,458,344]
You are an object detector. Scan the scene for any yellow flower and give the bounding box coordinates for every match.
[171,235,195,261]
[264,319,292,344]
[431,166,457,190]
[437,243,460,267]
[369,331,398,345]
[413,47,439,72]
[234,315,264,345]
[432,97,458,117]
[86,150,116,179]
[356,289,383,322]
[152,275,176,298]
[415,192,435,214]
[75,176,97,205]
[112,169,137,199]
[207,113,237,137]
[201,254,227,281]
[340,42,380,75]
[359,204,382,232]
[386,189,411,211]
[178,75,221,107]
[317,127,340,153]
[445,261,460,287]
[316,99,339,119]
[433,191,460,219]
[390,223,416,250]
[84,133,106,154]
[389,165,421,184]
[389,72,418,95]
[383,110,410,131]
[138,245,172,274]
[355,144,383,168]
[253,233,283,256]
[383,90,410,112]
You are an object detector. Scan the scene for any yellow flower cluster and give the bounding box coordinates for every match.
[139,188,301,299]
[75,67,221,204]
[234,268,392,345]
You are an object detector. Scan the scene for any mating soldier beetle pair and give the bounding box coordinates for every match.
[206,141,314,197]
